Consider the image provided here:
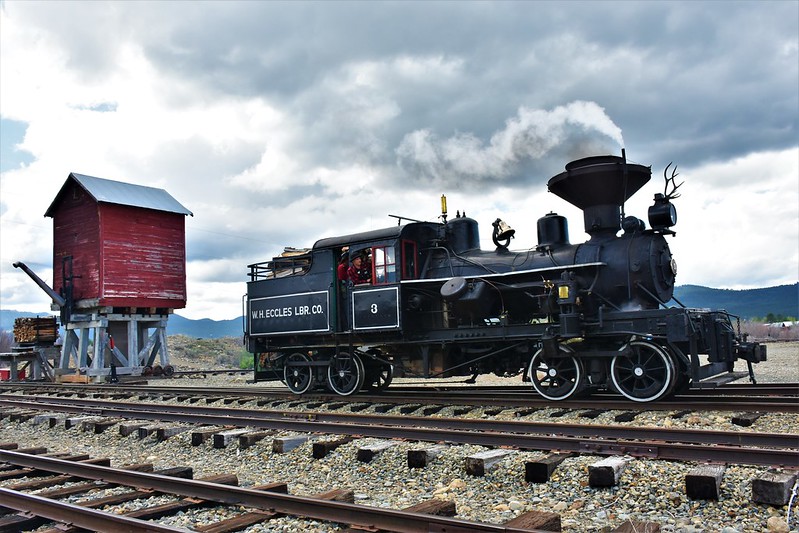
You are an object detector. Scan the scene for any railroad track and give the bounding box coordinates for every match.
[1,381,797,413]
[2,393,797,467]
[2,389,798,532]
[0,446,552,533]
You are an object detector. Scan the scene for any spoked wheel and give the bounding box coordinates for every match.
[327,352,365,396]
[365,363,393,391]
[527,345,584,401]
[284,352,314,394]
[610,340,676,402]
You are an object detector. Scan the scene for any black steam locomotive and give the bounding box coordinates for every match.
[244,154,766,402]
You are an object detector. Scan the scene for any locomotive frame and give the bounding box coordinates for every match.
[244,153,766,402]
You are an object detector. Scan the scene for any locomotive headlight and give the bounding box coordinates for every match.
[648,194,678,231]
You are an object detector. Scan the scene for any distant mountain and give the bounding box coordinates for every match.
[167,314,242,339]
[0,310,242,339]
[672,283,798,319]
[2,283,796,338]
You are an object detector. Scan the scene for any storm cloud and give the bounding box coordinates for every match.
[1,1,796,320]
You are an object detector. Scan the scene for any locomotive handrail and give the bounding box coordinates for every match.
[248,256,312,281]
[399,261,607,285]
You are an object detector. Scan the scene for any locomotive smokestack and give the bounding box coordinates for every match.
[547,155,651,238]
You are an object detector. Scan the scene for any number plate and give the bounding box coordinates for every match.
[352,287,400,330]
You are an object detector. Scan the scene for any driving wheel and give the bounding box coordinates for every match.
[527,344,584,401]
[610,340,676,402]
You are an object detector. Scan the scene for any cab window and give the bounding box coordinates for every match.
[373,246,397,284]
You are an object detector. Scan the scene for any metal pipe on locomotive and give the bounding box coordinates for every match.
[244,153,766,402]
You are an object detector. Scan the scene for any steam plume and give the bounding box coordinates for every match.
[396,101,624,187]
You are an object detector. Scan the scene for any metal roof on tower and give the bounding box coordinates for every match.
[44,173,193,217]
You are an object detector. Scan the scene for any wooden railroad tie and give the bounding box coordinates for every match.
[272,434,310,453]
[5,462,154,493]
[588,455,634,488]
[214,428,252,449]
[357,440,397,462]
[9,411,36,423]
[611,520,661,532]
[136,424,163,439]
[156,425,192,441]
[502,510,561,531]
[685,464,726,500]
[408,444,448,469]
[339,497,458,533]
[312,436,354,459]
[465,449,516,477]
[194,484,340,533]
[191,426,226,445]
[731,412,763,427]
[118,421,149,437]
[525,453,575,483]
[239,430,276,449]
[752,470,798,506]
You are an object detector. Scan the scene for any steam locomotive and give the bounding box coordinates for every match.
[244,153,766,402]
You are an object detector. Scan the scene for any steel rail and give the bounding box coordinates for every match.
[0,487,190,532]
[4,381,799,397]
[2,397,797,467]
[0,450,544,533]
[2,394,796,450]
[378,383,799,395]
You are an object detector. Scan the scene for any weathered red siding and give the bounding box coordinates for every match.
[98,204,187,308]
[50,180,187,309]
[52,184,100,302]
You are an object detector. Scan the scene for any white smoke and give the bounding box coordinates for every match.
[396,100,624,187]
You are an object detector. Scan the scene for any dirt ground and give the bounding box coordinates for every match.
[750,340,798,383]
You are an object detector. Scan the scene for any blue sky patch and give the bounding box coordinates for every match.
[0,117,36,172]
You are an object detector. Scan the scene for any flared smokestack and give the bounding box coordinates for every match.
[547,155,651,238]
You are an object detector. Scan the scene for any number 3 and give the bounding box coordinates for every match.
[370,303,378,314]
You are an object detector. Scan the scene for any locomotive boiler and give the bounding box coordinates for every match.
[244,153,765,402]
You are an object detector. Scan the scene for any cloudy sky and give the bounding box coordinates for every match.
[1,1,797,321]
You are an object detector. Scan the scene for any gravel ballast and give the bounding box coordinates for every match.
[1,341,796,532]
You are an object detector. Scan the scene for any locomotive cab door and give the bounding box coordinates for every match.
[347,243,402,332]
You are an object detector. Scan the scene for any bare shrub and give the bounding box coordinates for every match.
[0,330,13,352]
[741,321,799,341]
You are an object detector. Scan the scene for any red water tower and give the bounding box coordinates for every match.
[18,172,192,382]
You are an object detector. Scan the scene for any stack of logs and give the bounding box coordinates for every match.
[13,317,57,344]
